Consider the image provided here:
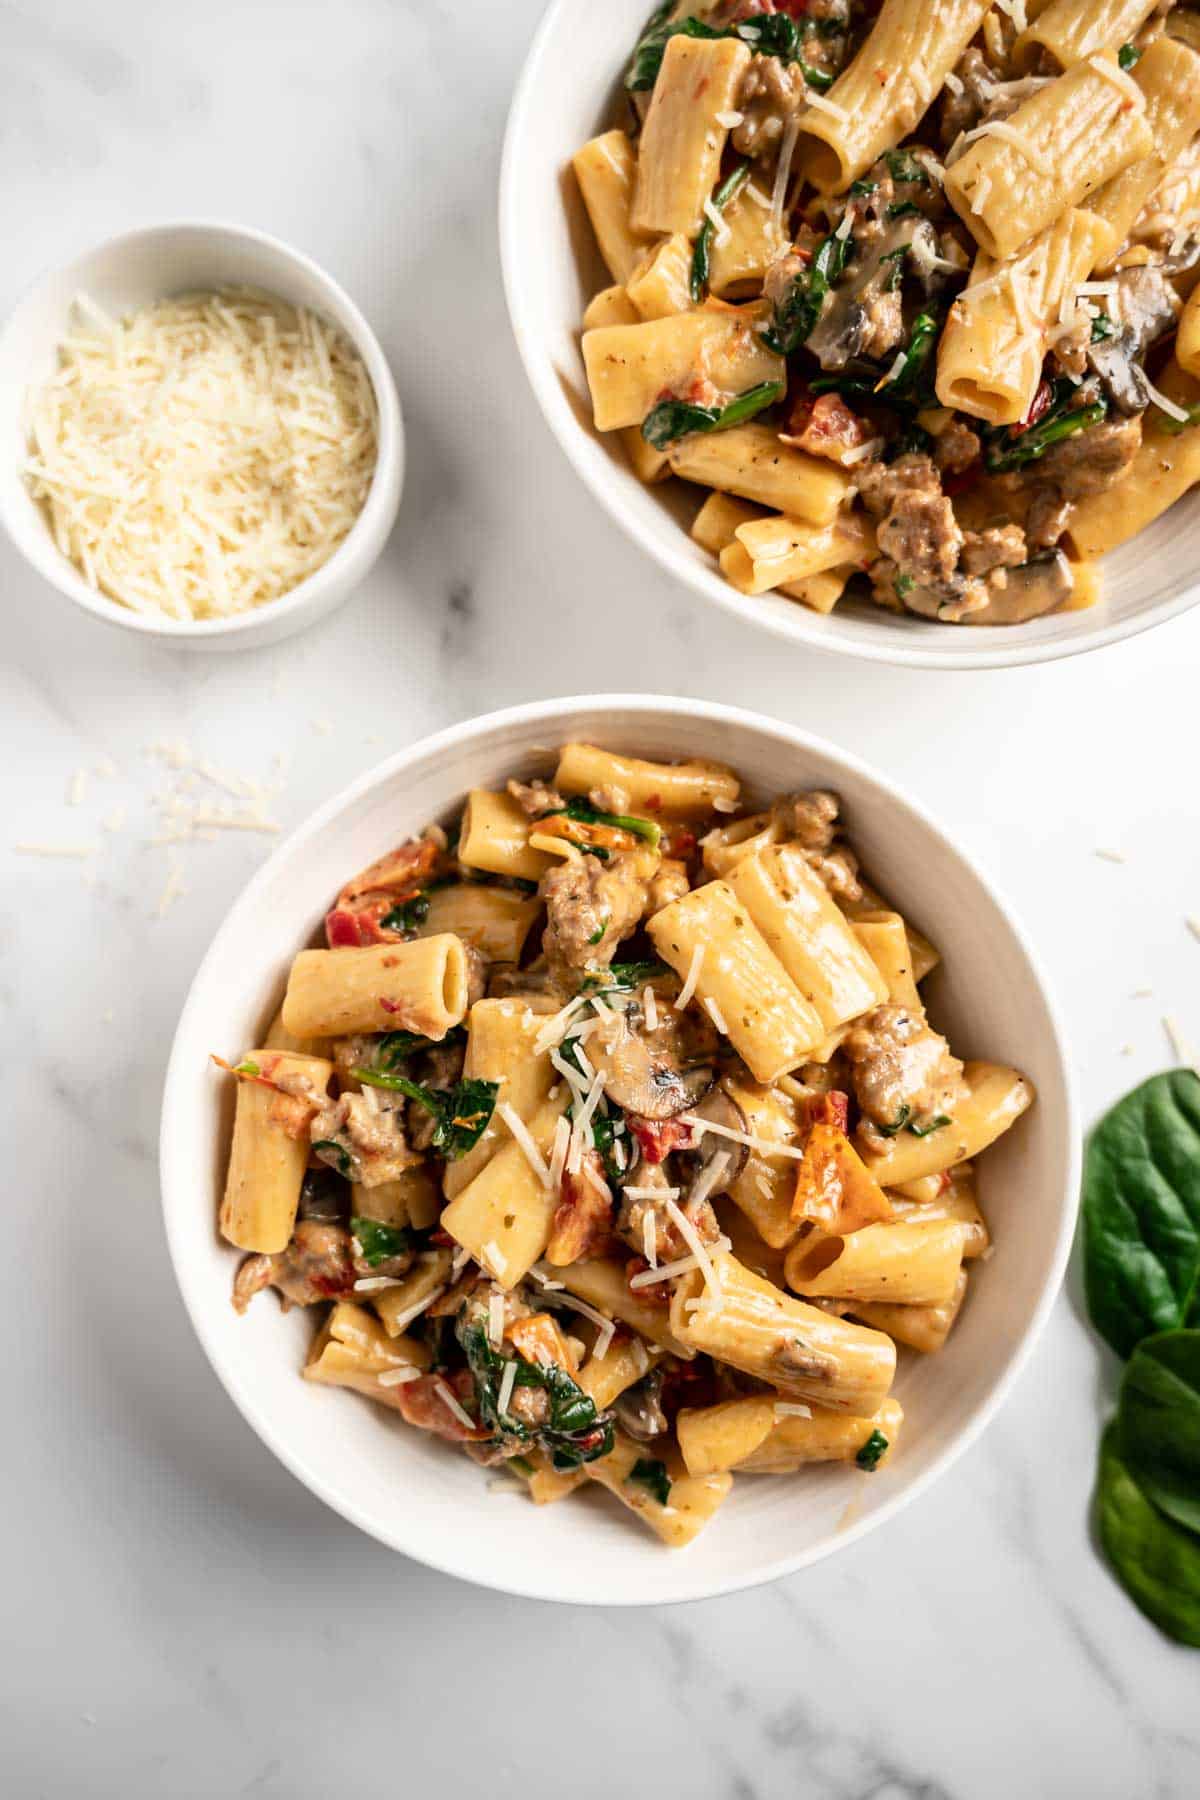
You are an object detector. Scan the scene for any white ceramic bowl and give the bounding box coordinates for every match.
[161,696,1078,1604]
[0,221,403,650]
[500,0,1200,670]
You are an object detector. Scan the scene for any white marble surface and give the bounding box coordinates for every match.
[3,2,1200,1794]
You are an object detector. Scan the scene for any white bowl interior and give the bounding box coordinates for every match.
[161,697,1077,1605]
[0,222,402,643]
[500,0,1200,669]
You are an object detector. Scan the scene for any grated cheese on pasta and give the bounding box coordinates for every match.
[1087,51,1147,112]
[498,1102,552,1188]
[1140,375,1192,424]
[960,119,1051,177]
[24,288,378,622]
[675,944,706,1011]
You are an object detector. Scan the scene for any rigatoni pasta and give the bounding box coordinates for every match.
[215,744,1033,1546]
[570,2,1200,632]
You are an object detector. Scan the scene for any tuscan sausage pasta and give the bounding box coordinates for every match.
[573,1,1200,627]
[215,746,1033,1546]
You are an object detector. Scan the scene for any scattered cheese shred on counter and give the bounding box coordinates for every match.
[24,288,378,622]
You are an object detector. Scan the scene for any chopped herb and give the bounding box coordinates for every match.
[886,201,923,221]
[691,160,751,302]
[877,1104,912,1138]
[587,918,609,946]
[580,960,668,993]
[1118,42,1141,70]
[848,177,878,200]
[910,1113,951,1138]
[349,1069,499,1159]
[588,1109,627,1189]
[625,8,838,93]
[629,1457,673,1505]
[1090,312,1115,343]
[1158,401,1200,435]
[983,378,1109,472]
[641,380,785,450]
[762,228,851,356]
[312,1139,352,1178]
[350,1217,415,1267]
[884,422,934,460]
[894,572,915,599]
[856,1430,888,1471]
[232,1058,261,1077]
[885,149,930,187]
[457,1315,615,1470]
[381,892,431,933]
[877,308,941,406]
[544,795,663,846]
[624,0,676,90]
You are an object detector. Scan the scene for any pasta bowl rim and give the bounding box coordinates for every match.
[160,694,1080,1604]
[498,0,1200,672]
[0,217,404,648]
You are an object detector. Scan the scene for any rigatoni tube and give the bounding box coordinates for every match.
[219,1049,333,1253]
[280,936,470,1041]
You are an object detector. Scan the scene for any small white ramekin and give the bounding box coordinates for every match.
[0,220,403,650]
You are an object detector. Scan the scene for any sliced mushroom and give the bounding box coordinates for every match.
[590,1007,717,1121]
[614,1369,668,1442]
[677,1084,751,1203]
[964,550,1074,626]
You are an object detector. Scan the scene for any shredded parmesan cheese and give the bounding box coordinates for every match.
[24,289,378,622]
[680,1111,805,1160]
[664,1198,724,1307]
[675,944,705,1012]
[771,113,802,236]
[840,437,886,465]
[642,1210,658,1269]
[969,173,994,217]
[498,1102,552,1188]
[353,1275,403,1293]
[703,197,733,247]
[1163,1015,1200,1079]
[804,91,850,126]
[960,119,1051,177]
[481,1239,509,1278]
[488,1291,506,1348]
[715,109,744,130]
[1087,51,1146,111]
[497,1361,518,1420]
[1094,847,1127,864]
[774,1402,813,1419]
[1141,376,1192,424]
[1186,917,1200,943]
[943,71,964,97]
[643,984,659,1033]
[433,1379,477,1432]
[376,1366,421,1389]
[386,1286,446,1334]
[703,996,729,1036]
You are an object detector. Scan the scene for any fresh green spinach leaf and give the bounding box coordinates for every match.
[581,960,668,994]
[762,228,852,355]
[350,1217,415,1268]
[349,1069,499,1160]
[312,1139,352,1178]
[856,1430,888,1471]
[629,1457,673,1504]
[1118,42,1141,70]
[1118,1330,1200,1535]
[1096,1422,1200,1647]
[877,1104,912,1138]
[457,1316,615,1470]
[1082,1070,1200,1358]
[691,160,751,301]
[642,380,785,451]
[984,379,1109,472]
[545,795,662,845]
